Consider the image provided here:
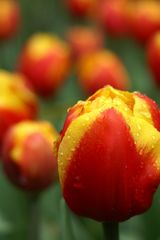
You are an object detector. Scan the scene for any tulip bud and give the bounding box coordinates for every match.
[147,31,160,86]
[18,33,71,97]
[0,70,38,149]
[66,26,104,61]
[66,0,96,18]
[97,0,129,37]
[128,1,160,43]
[0,0,20,39]
[77,50,129,95]
[56,86,160,222]
[2,121,59,191]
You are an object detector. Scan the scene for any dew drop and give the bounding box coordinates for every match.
[78,100,84,105]
[142,104,146,108]
[156,165,160,171]
[73,183,82,190]
[139,162,144,169]
[85,117,90,121]
[152,135,156,141]
[137,124,141,130]
[74,176,80,182]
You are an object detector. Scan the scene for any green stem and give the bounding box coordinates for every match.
[28,193,40,240]
[103,222,119,240]
[60,198,75,240]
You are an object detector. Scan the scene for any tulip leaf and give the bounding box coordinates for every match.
[60,198,75,240]
[0,214,13,234]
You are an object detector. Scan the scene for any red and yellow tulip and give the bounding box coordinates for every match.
[18,33,71,97]
[0,0,20,39]
[2,121,59,191]
[147,31,160,86]
[56,86,160,222]
[0,70,38,148]
[77,50,129,95]
[66,26,104,61]
[128,1,160,43]
[66,0,96,17]
[97,0,129,37]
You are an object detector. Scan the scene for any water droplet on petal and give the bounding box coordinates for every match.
[73,183,82,190]
[137,124,141,130]
[60,152,64,156]
[152,136,156,141]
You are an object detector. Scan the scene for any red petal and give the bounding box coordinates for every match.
[63,108,159,221]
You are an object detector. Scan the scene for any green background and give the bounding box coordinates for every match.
[0,1,160,239]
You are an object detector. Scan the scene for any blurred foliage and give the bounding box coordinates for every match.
[0,0,160,240]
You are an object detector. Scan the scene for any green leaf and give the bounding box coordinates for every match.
[60,198,75,240]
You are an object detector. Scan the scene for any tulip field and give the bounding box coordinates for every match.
[1,0,160,240]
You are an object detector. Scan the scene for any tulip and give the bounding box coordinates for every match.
[0,70,38,149]
[128,1,160,43]
[97,0,129,37]
[66,0,96,18]
[2,121,59,191]
[56,86,160,222]
[77,50,129,95]
[66,26,104,61]
[147,31,160,86]
[18,33,71,97]
[0,0,20,39]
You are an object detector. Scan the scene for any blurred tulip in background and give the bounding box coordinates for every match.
[66,26,104,61]
[2,121,58,191]
[18,33,71,98]
[0,70,38,151]
[0,0,20,40]
[77,50,129,94]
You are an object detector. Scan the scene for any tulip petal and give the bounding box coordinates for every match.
[59,107,160,221]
